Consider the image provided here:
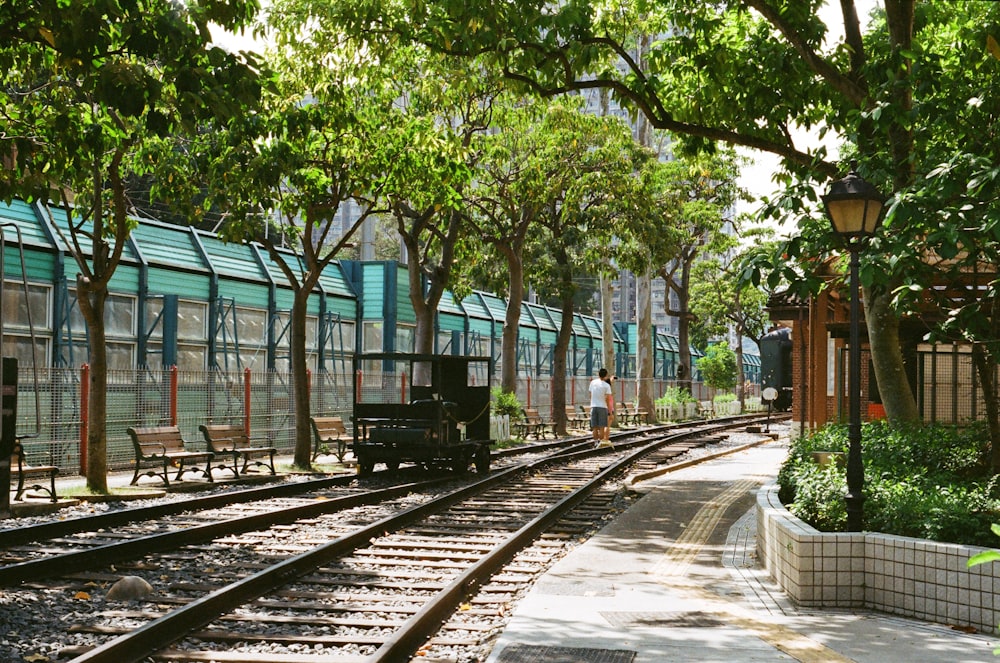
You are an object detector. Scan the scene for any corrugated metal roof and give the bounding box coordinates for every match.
[0,200,52,249]
[438,290,465,316]
[195,230,268,281]
[526,302,557,331]
[130,221,207,272]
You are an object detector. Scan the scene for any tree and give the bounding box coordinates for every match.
[524,103,646,433]
[697,341,738,393]
[464,101,555,393]
[192,26,426,468]
[313,0,1000,427]
[654,151,743,395]
[381,54,500,361]
[0,0,262,491]
[691,229,771,409]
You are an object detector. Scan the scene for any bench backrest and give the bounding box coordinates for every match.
[312,416,347,440]
[524,407,542,422]
[128,425,188,455]
[199,424,250,452]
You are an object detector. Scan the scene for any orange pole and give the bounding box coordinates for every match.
[243,368,252,436]
[355,370,363,404]
[526,375,532,408]
[79,364,89,475]
[401,371,407,403]
[169,365,178,426]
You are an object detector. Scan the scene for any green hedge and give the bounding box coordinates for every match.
[777,421,1000,546]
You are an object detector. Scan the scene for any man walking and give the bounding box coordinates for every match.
[589,368,614,446]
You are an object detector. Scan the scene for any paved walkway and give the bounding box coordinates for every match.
[485,439,999,663]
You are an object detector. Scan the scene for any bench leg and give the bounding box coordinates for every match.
[228,452,242,478]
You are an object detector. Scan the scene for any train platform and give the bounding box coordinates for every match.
[484,436,1000,663]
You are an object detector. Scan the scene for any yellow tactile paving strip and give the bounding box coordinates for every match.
[652,477,858,663]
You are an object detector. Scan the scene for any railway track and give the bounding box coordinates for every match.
[0,415,783,663]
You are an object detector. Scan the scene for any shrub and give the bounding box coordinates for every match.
[655,386,696,406]
[777,421,999,546]
[713,393,737,403]
[491,388,523,420]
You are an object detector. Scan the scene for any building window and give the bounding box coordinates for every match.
[2,281,50,331]
[395,324,414,354]
[363,322,383,353]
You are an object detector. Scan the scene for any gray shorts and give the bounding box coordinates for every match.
[590,407,609,428]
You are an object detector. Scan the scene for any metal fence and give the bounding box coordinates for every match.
[830,345,998,426]
[11,366,721,475]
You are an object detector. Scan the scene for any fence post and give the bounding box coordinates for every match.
[526,375,532,408]
[80,363,89,475]
[243,368,252,436]
[169,365,178,426]
[401,370,407,404]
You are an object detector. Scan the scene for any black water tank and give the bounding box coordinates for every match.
[760,327,792,411]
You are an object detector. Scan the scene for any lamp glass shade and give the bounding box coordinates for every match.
[822,162,885,240]
[825,197,883,237]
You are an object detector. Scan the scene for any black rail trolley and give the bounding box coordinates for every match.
[352,353,493,476]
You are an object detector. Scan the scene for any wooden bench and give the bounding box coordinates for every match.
[199,424,276,478]
[515,408,554,439]
[10,439,58,502]
[311,416,350,462]
[565,405,587,430]
[619,402,649,426]
[126,425,215,486]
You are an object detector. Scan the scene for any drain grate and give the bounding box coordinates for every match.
[600,610,726,629]
[497,644,637,663]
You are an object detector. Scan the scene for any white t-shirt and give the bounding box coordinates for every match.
[589,377,612,410]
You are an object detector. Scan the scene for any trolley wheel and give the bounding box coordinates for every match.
[474,445,490,474]
[357,458,375,476]
[452,453,470,474]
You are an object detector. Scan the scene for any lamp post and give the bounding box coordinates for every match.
[822,159,885,532]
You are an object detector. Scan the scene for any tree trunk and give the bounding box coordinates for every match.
[636,269,654,416]
[290,287,313,469]
[864,286,919,423]
[676,261,693,396]
[735,331,746,412]
[501,251,524,394]
[552,289,574,436]
[78,278,109,493]
[971,344,1000,473]
[600,271,615,375]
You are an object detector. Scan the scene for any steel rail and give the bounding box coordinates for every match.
[0,475,456,586]
[68,461,531,663]
[67,421,750,663]
[0,473,360,546]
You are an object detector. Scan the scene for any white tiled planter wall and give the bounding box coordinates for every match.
[757,484,1000,633]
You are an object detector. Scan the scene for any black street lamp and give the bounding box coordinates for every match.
[822,160,885,532]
